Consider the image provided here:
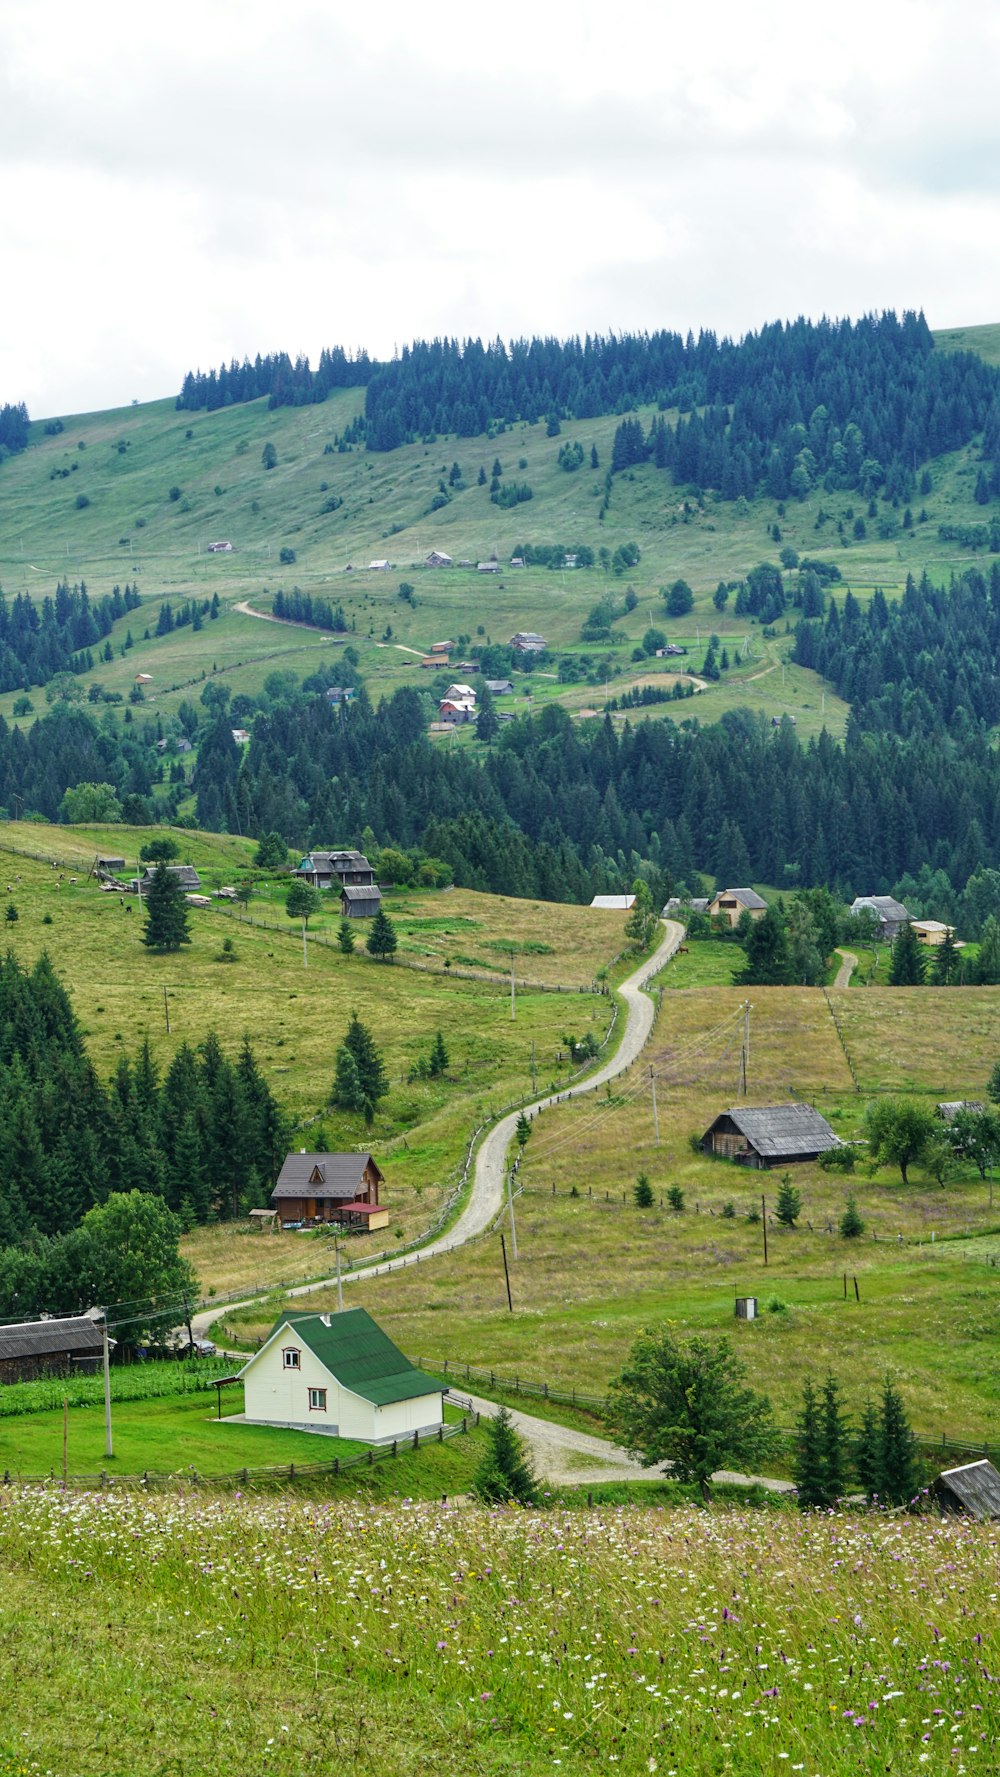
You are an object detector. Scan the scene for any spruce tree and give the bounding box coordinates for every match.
[820,1374,850,1503]
[634,1173,654,1208]
[794,1381,827,1509]
[332,1045,365,1116]
[337,917,356,954]
[854,1396,882,1502]
[429,1030,449,1076]
[472,1404,538,1504]
[839,1193,865,1239]
[878,1378,921,1506]
[366,907,397,961]
[930,928,959,985]
[775,1173,801,1227]
[888,923,925,986]
[141,861,191,951]
[338,1011,388,1123]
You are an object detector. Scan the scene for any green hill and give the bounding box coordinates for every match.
[0,322,995,737]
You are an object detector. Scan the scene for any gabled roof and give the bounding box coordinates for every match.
[0,1315,105,1362]
[705,1102,840,1158]
[141,863,201,888]
[934,1459,1000,1520]
[341,884,381,903]
[243,1307,441,1406]
[590,894,636,910]
[272,1151,383,1201]
[714,887,767,910]
[850,895,909,922]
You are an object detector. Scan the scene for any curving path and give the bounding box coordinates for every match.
[193,920,683,1336]
[832,948,857,988]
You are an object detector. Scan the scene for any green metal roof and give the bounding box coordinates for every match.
[263,1307,441,1407]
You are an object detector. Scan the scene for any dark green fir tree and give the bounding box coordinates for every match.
[141,861,191,951]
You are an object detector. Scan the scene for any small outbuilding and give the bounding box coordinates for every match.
[238,1306,444,1443]
[936,1100,985,1124]
[510,631,547,653]
[701,1103,841,1168]
[138,863,201,891]
[933,1459,1000,1521]
[849,895,910,940]
[911,919,957,946]
[0,1313,107,1385]
[590,894,636,911]
[341,884,383,919]
[425,551,453,568]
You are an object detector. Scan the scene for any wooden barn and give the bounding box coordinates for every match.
[934,1459,1000,1521]
[238,1307,444,1443]
[0,1314,106,1385]
[340,883,382,919]
[270,1151,388,1229]
[701,1103,841,1168]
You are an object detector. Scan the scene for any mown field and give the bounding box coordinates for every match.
[219,976,1000,1441]
[0,822,625,1251]
[0,352,993,741]
[0,1488,997,1776]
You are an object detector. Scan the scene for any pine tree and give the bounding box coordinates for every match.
[429,1030,449,1076]
[794,1381,827,1508]
[339,1011,388,1123]
[515,1110,532,1151]
[930,928,959,984]
[366,907,397,961]
[775,1173,801,1227]
[337,918,356,955]
[634,1173,654,1208]
[332,1044,365,1117]
[141,861,191,951]
[472,1404,538,1504]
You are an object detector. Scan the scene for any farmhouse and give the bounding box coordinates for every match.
[444,683,476,703]
[590,894,636,911]
[296,850,374,891]
[700,1103,841,1168]
[477,560,500,573]
[271,1151,388,1228]
[238,1307,444,1443]
[430,640,453,654]
[368,559,391,571]
[439,699,476,724]
[933,1459,1000,1521]
[230,728,250,745]
[425,551,453,567]
[511,631,547,653]
[341,883,383,919]
[207,540,234,553]
[0,1313,107,1385]
[936,1100,985,1123]
[708,887,768,928]
[484,679,514,695]
[849,895,910,939]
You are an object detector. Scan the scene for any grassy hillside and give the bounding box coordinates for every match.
[0,354,996,739]
[0,821,624,1250]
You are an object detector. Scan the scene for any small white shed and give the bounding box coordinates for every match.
[238,1307,444,1443]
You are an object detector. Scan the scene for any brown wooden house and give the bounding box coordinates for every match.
[271,1152,388,1229]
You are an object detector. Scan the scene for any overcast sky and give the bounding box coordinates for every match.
[2,0,999,417]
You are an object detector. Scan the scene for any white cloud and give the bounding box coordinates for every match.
[0,0,998,413]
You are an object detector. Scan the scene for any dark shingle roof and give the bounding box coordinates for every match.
[272,1152,383,1202]
[708,1103,840,1158]
[0,1315,104,1363]
[716,887,767,910]
[934,1459,1000,1521]
[251,1307,441,1406]
[341,884,381,904]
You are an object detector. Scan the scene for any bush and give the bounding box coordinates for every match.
[279,547,296,565]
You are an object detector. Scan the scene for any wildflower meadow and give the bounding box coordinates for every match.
[0,1488,996,1775]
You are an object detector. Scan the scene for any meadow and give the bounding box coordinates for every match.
[217,975,1000,1442]
[0,1488,996,1775]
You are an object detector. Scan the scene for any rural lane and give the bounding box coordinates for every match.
[454,1391,795,1493]
[832,948,857,988]
[193,919,683,1335]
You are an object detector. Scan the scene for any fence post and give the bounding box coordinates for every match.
[289,1463,295,1480]
[413,1430,420,1450]
[368,1449,374,1466]
[392,1439,397,1457]
[437,1425,443,1443]
[334,1457,339,1475]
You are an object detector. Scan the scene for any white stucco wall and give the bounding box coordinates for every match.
[241,1331,443,1442]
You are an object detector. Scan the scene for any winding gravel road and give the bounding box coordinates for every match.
[193,920,682,1334]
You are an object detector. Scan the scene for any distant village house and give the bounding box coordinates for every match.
[849,895,910,940]
[510,631,547,653]
[708,887,767,928]
[0,1313,107,1386]
[701,1103,841,1168]
[295,850,374,892]
[271,1151,388,1229]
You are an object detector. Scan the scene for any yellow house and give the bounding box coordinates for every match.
[911,920,957,946]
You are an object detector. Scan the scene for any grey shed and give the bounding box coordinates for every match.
[934,1459,1000,1521]
[701,1102,841,1167]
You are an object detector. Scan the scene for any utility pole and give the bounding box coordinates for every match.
[335,1236,343,1312]
[163,987,170,1034]
[500,1233,513,1311]
[510,950,516,1021]
[650,1065,659,1144]
[738,1000,752,1096]
[530,1039,537,1096]
[302,917,308,969]
[102,1312,113,1459]
[506,1167,519,1260]
[761,1194,768,1267]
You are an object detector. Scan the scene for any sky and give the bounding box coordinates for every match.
[2,0,1000,417]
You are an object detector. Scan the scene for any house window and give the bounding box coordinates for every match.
[282,1348,300,1370]
[308,1387,327,1411]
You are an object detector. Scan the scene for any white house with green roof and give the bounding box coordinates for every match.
[237,1307,444,1443]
